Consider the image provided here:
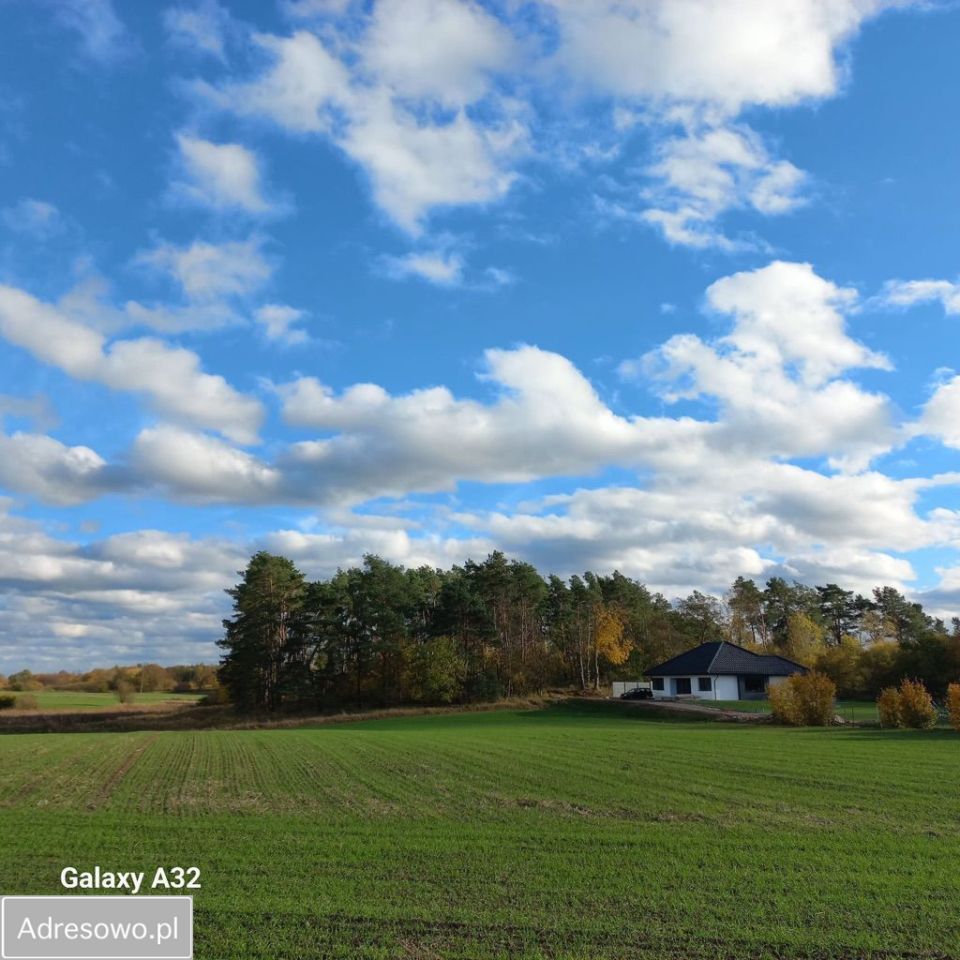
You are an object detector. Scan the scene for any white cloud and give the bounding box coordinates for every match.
[0,284,263,443]
[0,432,108,505]
[880,278,960,314]
[599,126,809,250]
[131,426,280,502]
[383,250,464,285]
[164,0,231,60]
[194,17,524,233]
[136,237,272,301]
[915,375,960,449]
[361,0,516,106]
[187,0,918,243]
[1,198,63,238]
[255,303,308,344]
[171,134,278,215]
[546,0,902,114]
[625,261,894,471]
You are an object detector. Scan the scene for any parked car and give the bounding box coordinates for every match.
[621,687,653,700]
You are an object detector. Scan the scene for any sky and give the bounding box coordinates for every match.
[3,0,960,670]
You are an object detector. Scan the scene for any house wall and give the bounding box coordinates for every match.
[650,676,716,698]
[713,675,740,700]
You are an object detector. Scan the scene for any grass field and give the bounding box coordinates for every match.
[4,690,204,710]
[693,698,883,723]
[2,701,958,959]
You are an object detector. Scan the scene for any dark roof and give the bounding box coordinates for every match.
[646,641,806,678]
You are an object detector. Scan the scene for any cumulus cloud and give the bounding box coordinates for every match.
[254,304,308,344]
[545,0,899,113]
[136,237,272,302]
[193,7,525,232]
[626,261,895,470]
[171,134,279,215]
[186,0,915,242]
[0,501,491,670]
[638,126,807,249]
[0,431,109,505]
[0,284,263,443]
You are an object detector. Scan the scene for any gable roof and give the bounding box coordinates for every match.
[645,641,806,677]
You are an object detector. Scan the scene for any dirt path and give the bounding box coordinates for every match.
[612,698,770,721]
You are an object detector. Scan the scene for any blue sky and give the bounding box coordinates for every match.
[3,0,960,670]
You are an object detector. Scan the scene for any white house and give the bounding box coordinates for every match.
[645,641,806,701]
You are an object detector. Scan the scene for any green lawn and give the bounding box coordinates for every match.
[5,690,204,709]
[693,698,882,723]
[1,701,958,959]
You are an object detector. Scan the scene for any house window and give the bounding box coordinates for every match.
[652,678,664,691]
[698,677,712,692]
[742,675,766,693]
[675,678,692,695]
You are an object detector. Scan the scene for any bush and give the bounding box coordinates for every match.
[877,679,938,730]
[0,693,16,710]
[947,683,960,733]
[201,686,230,706]
[898,679,937,729]
[115,679,135,704]
[769,672,836,726]
[15,694,39,710]
[877,687,902,728]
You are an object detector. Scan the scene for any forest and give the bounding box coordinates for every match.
[218,551,960,712]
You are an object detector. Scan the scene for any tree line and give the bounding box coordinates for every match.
[218,552,960,712]
[0,663,218,694]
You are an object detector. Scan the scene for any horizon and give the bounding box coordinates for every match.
[4,0,960,672]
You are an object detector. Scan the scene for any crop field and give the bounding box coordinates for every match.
[2,702,959,959]
[3,690,204,710]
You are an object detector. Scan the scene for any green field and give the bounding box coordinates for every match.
[4,690,204,709]
[2,702,958,959]
[694,698,883,723]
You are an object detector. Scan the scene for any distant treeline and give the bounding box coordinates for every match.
[219,551,960,712]
[0,663,218,694]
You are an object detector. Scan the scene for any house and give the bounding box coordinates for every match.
[645,641,806,700]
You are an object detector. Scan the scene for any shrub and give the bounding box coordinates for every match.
[15,694,39,710]
[947,684,960,733]
[0,693,16,710]
[898,679,937,729]
[115,679,135,704]
[877,679,938,730]
[769,672,836,726]
[768,680,798,725]
[877,687,902,728]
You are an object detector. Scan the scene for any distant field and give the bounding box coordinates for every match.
[694,698,882,723]
[1,701,958,958]
[4,690,204,710]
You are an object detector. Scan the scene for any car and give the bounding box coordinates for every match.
[620,686,653,700]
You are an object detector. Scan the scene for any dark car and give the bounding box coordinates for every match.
[620,687,653,700]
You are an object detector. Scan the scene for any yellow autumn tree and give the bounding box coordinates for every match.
[783,612,826,666]
[592,605,631,691]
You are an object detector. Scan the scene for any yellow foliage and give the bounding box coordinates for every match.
[769,672,836,726]
[877,687,901,728]
[783,613,826,667]
[878,679,937,730]
[594,607,631,666]
[947,684,960,733]
[898,679,937,730]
